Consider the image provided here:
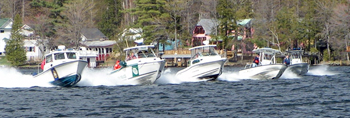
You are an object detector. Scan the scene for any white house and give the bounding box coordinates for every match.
[80,28,115,65]
[24,39,44,61]
[0,18,12,56]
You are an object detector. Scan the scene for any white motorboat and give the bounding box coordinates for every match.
[176,45,227,81]
[285,49,309,75]
[239,48,287,80]
[109,45,165,85]
[34,46,88,87]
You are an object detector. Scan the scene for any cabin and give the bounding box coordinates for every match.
[21,24,47,62]
[0,18,12,56]
[192,18,254,52]
[80,28,115,64]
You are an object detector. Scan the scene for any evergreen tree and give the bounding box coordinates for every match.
[98,0,123,39]
[5,14,27,66]
[131,0,169,44]
[217,0,252,50]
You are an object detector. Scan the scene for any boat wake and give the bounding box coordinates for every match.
[0,67,54,88]
[78,68,139,86]
[217,71,246,81]
[155,68,207,84]
[280,69,301,79]
[306,65,338,76]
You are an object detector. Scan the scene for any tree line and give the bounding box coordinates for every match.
[0,0,350,62]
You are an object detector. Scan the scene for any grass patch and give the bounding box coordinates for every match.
[0,56,11,66]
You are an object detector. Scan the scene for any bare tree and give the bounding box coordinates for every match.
[61,0,96,48]
[330,1,350,61]
[1,0,21,18]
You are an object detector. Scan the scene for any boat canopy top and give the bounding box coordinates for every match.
[123,45,155,51]
[286,50,304,54]
[252,48,281,55]
[189,45,216,50]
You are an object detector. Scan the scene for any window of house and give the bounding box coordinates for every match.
[0,30,4,33]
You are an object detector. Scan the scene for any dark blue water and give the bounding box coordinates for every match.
[0,65,349,117]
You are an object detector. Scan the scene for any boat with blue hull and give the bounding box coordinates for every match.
[34,46,88,87]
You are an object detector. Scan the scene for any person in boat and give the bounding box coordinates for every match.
[252,54,259,67]
[284,55,291,66]
[127,53,137,60]
[114,60,122,70]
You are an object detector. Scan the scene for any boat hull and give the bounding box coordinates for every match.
[286,63,309,75]
[34,60,88,87]
[176,58,226,81]
[239,64,287,80]
[110,60,164,85]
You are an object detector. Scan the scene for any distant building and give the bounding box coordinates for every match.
[0,18,12,56]
[80,28,115,63]
[24,39,46,62]
[192,18,254,50]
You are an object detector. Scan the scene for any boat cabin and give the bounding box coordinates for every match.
[44,49,79,71]
[124,45,157,61]
[253,48,281,65]
[287,50,304,64]
[187,45,219,66]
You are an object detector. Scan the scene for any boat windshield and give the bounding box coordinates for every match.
[292,53,300,59]
[54,53,65,60]
[46,54,53,63]
[263,54,272,60]
[125,47,156,60]
[66,52,77,59]
[191,46,218,59]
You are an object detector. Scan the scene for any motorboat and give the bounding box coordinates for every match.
[175,45,227,81]
[34,46,88,87]
[285,49,309,75]
[239,48,287,80]
[109,45,165,85]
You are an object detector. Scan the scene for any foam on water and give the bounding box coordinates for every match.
[0,67,53,88]
[307,65,338,76]
[280,69,301,79]
[155,68,207,84]
[78,67,137,86]
[217,71,246,81]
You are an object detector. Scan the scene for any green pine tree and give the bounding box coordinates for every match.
[98,0,123,39]
[131,0,169,44]
[5,14,27,66]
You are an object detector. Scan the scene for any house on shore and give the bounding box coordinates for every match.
[0,18,12,56]
[21,24,46,62]
[80,28,115,66]
[192,18,254,51]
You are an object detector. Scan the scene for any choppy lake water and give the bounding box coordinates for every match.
[0,65,349,117]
